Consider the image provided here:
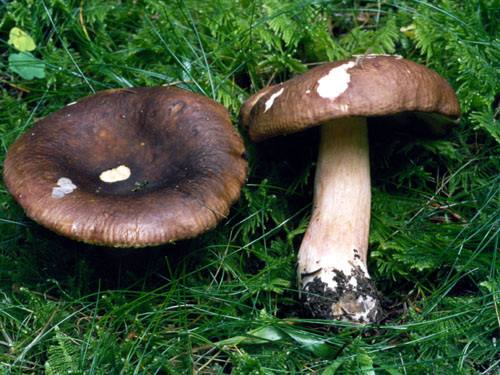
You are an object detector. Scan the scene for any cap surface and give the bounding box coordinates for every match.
[240,55,461,141]
[3,86,248,247]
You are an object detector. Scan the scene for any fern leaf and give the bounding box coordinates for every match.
[44,327,83,375]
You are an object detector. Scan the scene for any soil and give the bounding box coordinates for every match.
[301,267,383,323]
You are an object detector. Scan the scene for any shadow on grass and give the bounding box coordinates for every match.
[4,221,198,297]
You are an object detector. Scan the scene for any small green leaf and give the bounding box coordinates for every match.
[250,325,288,342]
[321,360,345,375]
[284,329,337,360]
[8,52,46,80]
[479,280,495,293]
[214,325,287,347]
[8,27,37,52]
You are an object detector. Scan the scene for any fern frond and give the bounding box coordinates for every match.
[44,327,83,375]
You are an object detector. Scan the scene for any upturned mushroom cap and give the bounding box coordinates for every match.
[3,86,248,247]
[241,55,460,140]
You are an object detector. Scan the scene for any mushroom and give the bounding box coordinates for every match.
[3,86,248,247]
[240,55,460,323]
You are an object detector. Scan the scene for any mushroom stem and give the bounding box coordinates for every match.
[297,117,380,323]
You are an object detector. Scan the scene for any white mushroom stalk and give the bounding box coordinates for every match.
[297,117,380,323]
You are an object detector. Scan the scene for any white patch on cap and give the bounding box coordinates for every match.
[316,61,356,100]
[99,165,131,183]
[52,177,77,198]
[352,53,403,59]
[67,101,77,106]
[264,88,284,113]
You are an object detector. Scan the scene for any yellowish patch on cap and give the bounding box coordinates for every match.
[99,165,131,183]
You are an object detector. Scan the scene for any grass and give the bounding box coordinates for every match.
[1,0,500,373]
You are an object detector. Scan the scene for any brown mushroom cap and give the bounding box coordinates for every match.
[241,55,461,141]
[3,86,248,247]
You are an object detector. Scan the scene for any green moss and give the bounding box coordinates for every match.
[1,0,499,373]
